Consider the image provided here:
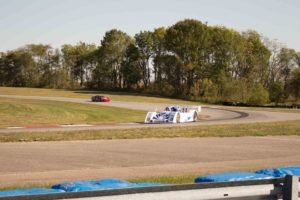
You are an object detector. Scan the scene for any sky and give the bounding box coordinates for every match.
[0,0,299,51]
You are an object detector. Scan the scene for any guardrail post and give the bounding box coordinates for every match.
[283,175,299,200]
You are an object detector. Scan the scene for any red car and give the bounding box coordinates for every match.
[91,95,110,102]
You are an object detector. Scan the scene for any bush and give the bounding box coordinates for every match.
[288,68,300,100]
[269,82,285,103]
[248,84,269,105]
[189,79,219,103]
[145,82,175,97]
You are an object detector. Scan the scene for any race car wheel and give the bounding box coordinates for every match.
[176,113,180,123]
[193,112,198,122]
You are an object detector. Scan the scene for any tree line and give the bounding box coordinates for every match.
[0,19,299,105]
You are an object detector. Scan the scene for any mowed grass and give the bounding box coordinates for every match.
[2,87,300,113]
[225,106,300,113]
[0,98,145,127]
[0,174,201,191]
[0,120,299,142]
[129,174,200,185]
[0,87,200,105]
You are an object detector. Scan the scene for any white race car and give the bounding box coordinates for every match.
[144,105,201,123]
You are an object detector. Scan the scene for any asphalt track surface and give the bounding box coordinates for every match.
[1,94,300,133]
[0,94,300,187]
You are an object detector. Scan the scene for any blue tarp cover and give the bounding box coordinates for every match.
[256,166,300,177]
[0,188,64,197]
[195,172,274,183]
[52,178,165,192]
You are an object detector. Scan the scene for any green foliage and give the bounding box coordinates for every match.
[135,31,154,88]
[61,42,97,87]
[160,82,175,97]
[144,82,175,97]
[121,44,143,89]
[288,67,300,100]
[248,84,270,105]
[269,82,286,103]
[165,19,210,94]
[0,98,145,127]
[0,19,298,105]
[190,79,218,102]
[93,29,133,89]
[296,52,300,66]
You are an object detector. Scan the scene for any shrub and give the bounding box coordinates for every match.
[269,82,285,103]
[248,84,270,105]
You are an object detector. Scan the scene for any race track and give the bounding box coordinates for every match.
[0,94,300,187]
[1,94,300,133]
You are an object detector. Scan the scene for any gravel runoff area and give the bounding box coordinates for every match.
[0,136,300,187]
[1,94,300,133]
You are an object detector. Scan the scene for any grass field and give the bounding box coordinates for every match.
[0,98,145,127]
[129,174,200,185]
[0,174,201,191]
[2,87,300,113]
[0,120,299,142]
[228,106,300,113]
[0,87,200,105]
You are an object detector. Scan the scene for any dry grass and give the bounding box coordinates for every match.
[0,174,200,191]
[129,174,201,185]
[1,120,299,142]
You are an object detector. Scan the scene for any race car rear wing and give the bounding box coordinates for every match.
[181,105,201,113]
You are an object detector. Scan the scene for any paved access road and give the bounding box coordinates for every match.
[0,94,300,133]
[0,136,299,187]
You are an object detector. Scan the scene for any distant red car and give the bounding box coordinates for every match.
[91,95,110,102]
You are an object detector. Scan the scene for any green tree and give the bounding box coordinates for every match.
[157,55,183,96]
[0,52,4,85]
[98,29,133,89]
[92,47,112,89]
[269,82,285,103]
[152,27,166,84]
[25,44,53,87]
[248,83,269,105]
[62,42,97,87]
[296,52,300,66]
[242,31,271,85]
[135,31,154,88]
[165,19,210,95]
[208,26,237,79]
[278,48,297,89]
[288,67,300,100]
[121,44,143,89]
[0,50,36,87]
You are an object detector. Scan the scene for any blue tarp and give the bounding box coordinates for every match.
[0,188,64,197]
[52,178,165,192]
[2,166,299,197]
[194,172,274,183]
[256,166,300,177]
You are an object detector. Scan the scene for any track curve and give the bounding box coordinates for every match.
[0,94,300,133]
[1,94,300,187]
